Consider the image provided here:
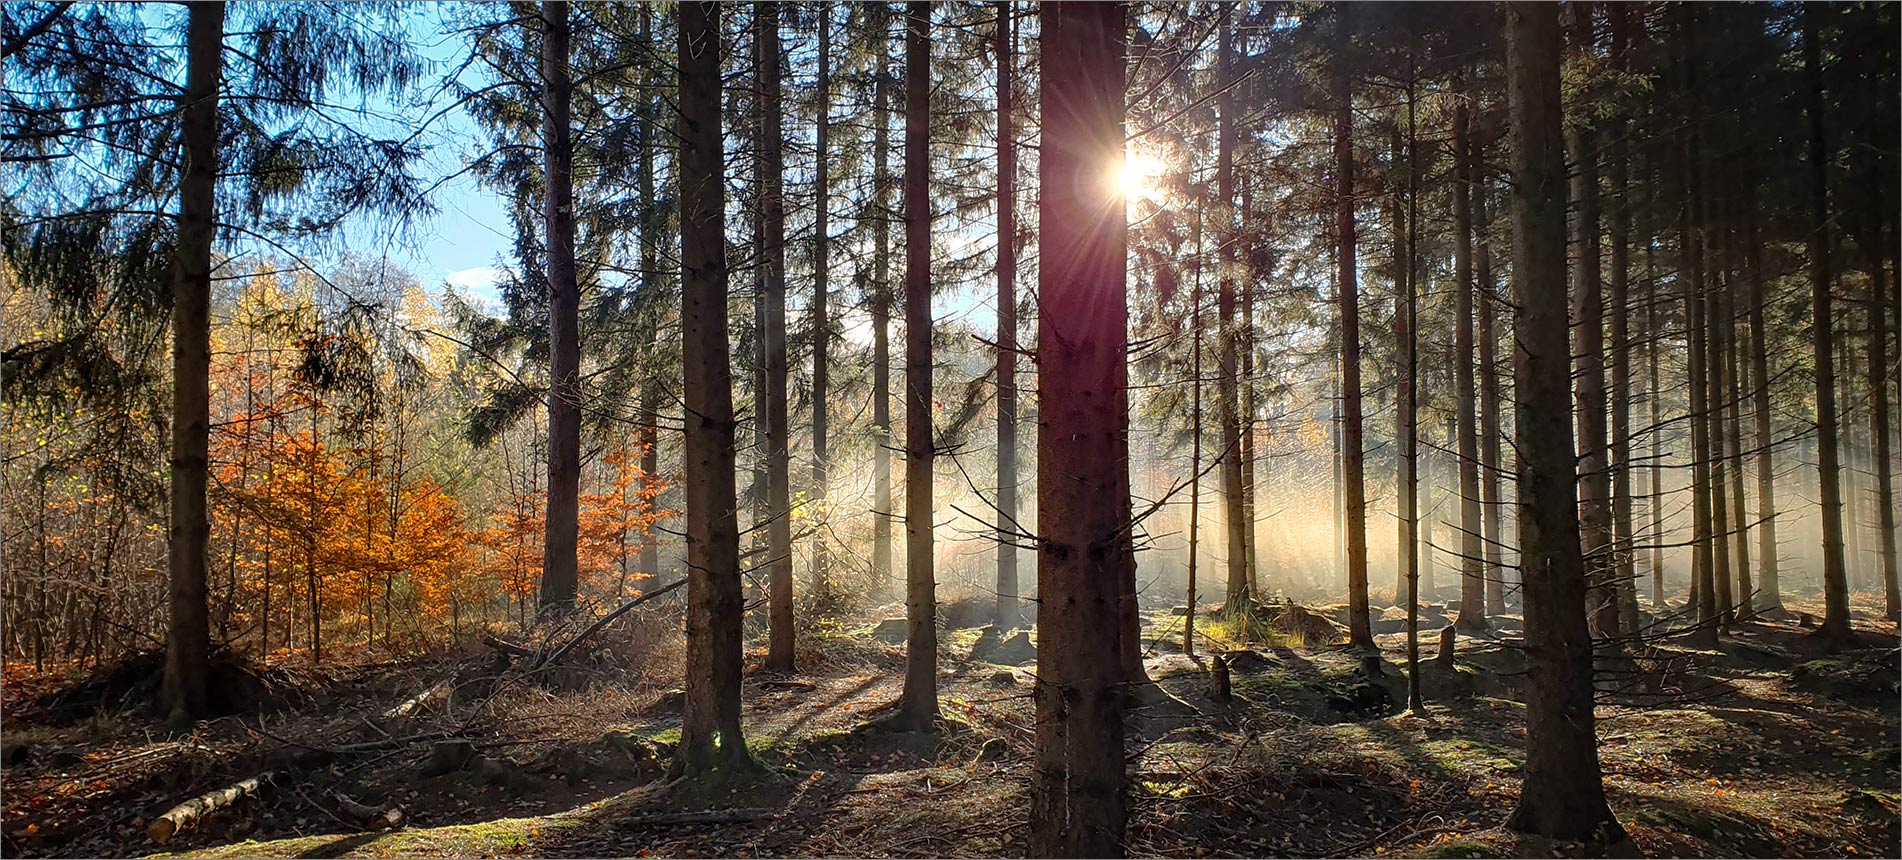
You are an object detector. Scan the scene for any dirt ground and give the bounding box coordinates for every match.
[2,594,1896,859]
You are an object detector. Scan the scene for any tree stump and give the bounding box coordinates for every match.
[1437,625,1457,667]
[1208,654,1232,703]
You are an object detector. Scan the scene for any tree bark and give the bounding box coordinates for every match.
[1334,5,1372,650]
[1803,5,1853,642]
[896,1,939,728]
[1453,69,1485,633]
[1743,185,1779,612]
[994,1,1019,625]
[1502,1,1625,843]
[162,0,224,722]
[1607,3,1637,633]
[1216,11,1248,611]
[671,0,752,778]
[757,2,796,675]
[1030,4,1128,855]
[540,0,580,616]
[1477,146,1506,617]
[810,5,831,597]
[871,2,893,595]
[1568,1,1613,639]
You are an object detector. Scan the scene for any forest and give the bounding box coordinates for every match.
[2,1,1898,857]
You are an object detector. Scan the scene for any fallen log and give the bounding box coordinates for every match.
[332,792,405,831]
[148,772,273,844]
[482,634,535,659]
[382,682,450,722]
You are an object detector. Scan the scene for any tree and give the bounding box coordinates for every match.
[1566,1,1612,638]
[1502,1,1625,844]
[870,2,895,595]
[670,0,753,778]
[539,0,581,616]
[161,0,226,723]
[1334,4,1373,650]
[1216,10,1248,611]
[1802,4,1852,644]
[994,0,1020,626]
[810,2,833,598]
[1606,3,1638,632]
[1453,65,1485,634]
[758,1,796,675]
[1030,4,1127,854]
[891,0,940,731]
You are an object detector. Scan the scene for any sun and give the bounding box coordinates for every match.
[1117,149,1166,202]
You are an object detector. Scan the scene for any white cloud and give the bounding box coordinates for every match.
[445,266,504,294]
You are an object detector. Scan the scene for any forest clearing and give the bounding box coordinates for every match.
[4,1,1899,857]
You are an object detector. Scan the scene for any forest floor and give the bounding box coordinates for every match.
[2,593,1897,859]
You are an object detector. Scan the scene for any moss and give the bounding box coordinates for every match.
[646,727,682,748]
[167,815,562,858]
[1632,805,1778,854]
[1416,838,1508,858]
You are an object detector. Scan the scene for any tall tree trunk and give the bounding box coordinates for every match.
[994,1,1019,625]
[1707,203,1734,630]
[1803,4,1853,642]
[1744,185,1779,612]
[1568,1,1613,639]
[1334,4,1372,650]
[671,0,752,777]
[1186,205,1206,657]
[1030,4,1128,854]
[1869,240,1899,619]
[163,0,223,722]
[871,2,893,595]
[1607,3,1637,633]
[638,4,663,586]
[1680,7,1718,642]
[1646,158,1666,608]
[1478,147,1506,616]
[1402,50,1422,714]
[810,5,831,598]
[541,0,580,615]
[895,0,939,728]
[1503,2,1625,842]
[1216,11,1248,611]
[1393,123,1417,614]
[758,3,796,674]
[1454,69,1485,633]
[1723,224,1752,615]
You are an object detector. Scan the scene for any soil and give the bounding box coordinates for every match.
[2,596,1895,859]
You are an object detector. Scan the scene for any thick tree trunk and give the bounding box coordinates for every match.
[541,0,580,616]
[810,7,831,598]
[1334,5,1372,650]
[162,0,224,722]
[871,3,893,595]
[1803,5,1853,642]
[1453,71,1485,633]
[671,0,752,777]
[1029,5,1128,855]
[1568,1,1613,639]
[1217,13,1248,611]
[758,4,796,674]
[994,1,1019,625]
[896,1,939,728]
[1502,2,1625,843]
